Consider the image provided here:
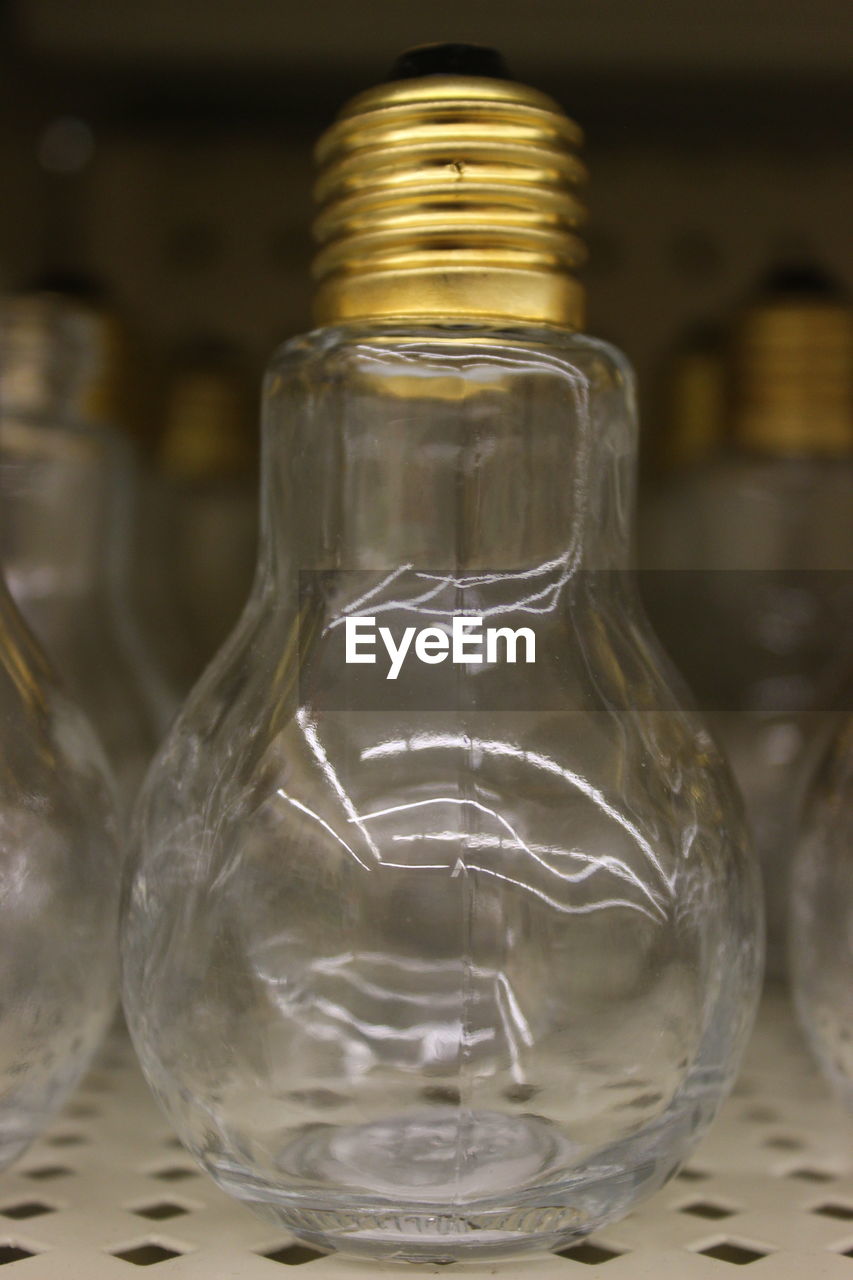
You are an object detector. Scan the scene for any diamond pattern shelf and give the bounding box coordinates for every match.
[0,989,851,1277]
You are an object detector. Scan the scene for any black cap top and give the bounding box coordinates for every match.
[27,269,108,305]
[759,262,843,300]
[388,43,511,82]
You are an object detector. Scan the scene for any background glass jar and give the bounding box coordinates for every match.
[0,574,119,1168]
[0,292,168,810]
[640,268,853,977]
[790,711,853,1110]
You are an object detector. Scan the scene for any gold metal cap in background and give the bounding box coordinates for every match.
[732,268,853,456]
[158,342,255,482]
[312,44,587,329]
[0,288,143,445]
[659,326,727,472]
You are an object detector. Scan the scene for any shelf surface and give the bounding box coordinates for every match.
[0,990,851,1277]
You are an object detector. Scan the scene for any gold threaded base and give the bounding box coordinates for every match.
[312,74,586,329]
[734,299,853,456]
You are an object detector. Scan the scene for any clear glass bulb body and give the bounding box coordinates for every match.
[790,713,853,1109]
[0,410,164,811]
[0,577,119,1168]
[124,323,762,1262]
[641,454,853,976]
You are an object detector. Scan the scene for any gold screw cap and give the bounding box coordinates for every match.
[312,44,587,329]
[733,265,853,457]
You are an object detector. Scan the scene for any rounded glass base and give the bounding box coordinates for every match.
[209,1103,699,1263]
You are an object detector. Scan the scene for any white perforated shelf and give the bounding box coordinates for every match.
[0,990,851,1278]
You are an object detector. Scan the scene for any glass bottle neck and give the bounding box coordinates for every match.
[0,416,125,606]
[261,324,636,582]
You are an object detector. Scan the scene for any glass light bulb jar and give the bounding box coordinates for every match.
[640,267,853,978]
[0,575,119,1168]
[155,340,258,683]
[0,293,167,810]
[123,49,762,1263]
[790,712,853,1109]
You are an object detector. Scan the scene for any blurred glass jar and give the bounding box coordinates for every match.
[0,573,119,1167]
[151,339,258,685]
[0,292,168,811]
[646,322,727,476]
[790,713,853,1109]
[641,267,853,977]
[123,51,762,1263]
